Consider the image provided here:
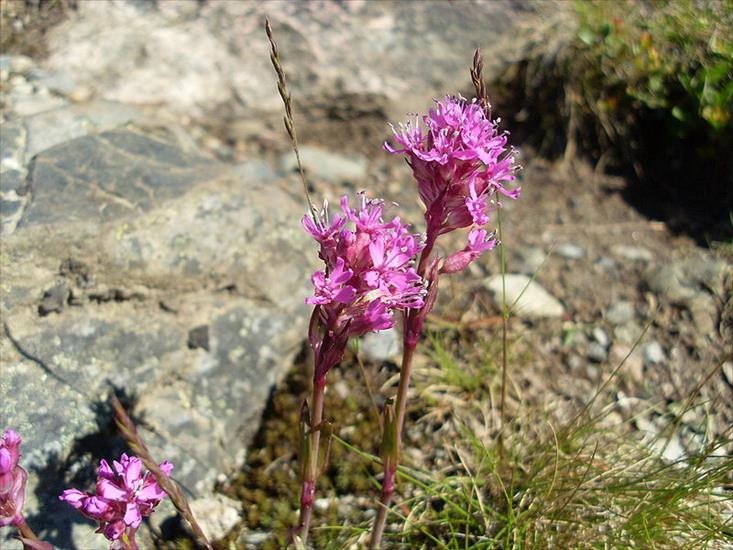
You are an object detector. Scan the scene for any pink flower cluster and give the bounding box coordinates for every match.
[0,429,26,528]
[303,194,425,379]
[60,454,172,545]
[386,95,520,272]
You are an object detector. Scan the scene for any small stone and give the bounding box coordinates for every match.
[593,257,615,271]
[591,327,610,348]
[722,361,733,387]
[359,328,401,362]
[647,263,694,303]
[556,243,584,259]
[38,282,69,316]
[609,344,643,382]
[484,274,565,318]
[232,159,278,184]
[613,321,643,345]
[686,293,717,336]
[240,531,270,546]
[0,199,22,217]
[566,353,583,371]
[588,342,607,363]
[517,246,545,274]
[8,55,34,75]
[0,170,27,196]
[27,67,79,96]
[314,497,331,512]
[333,380,349,400]
[611,244,653,262]
[642,341,665,365]
[606,301,635,325]
[12,94,67,117]
[187,494,241,541]
[187,325,210,351]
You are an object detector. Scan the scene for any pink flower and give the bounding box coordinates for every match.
[0,428,27,528]
[304,194,425,338]
[440,228,498,274]
[60,454,172,546]
[386,95,520,236]
[303,193,426,381]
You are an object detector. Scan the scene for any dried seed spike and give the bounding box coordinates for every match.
[264,17,317,220]
[470,48,491,118]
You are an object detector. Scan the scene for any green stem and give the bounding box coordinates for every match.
[370,342,416,549]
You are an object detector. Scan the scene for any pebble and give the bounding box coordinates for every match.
[556,242,585,259]
[314,497,331,512]
[642,341,665,365]
[606,300,635,325]
[517,246,546,274]
[187,494,241,540]
[646,257,729,304]
[588,342,607,363]
[722,361,733,387]
[593,256,616,272]
[591,327,610,348]
[359,327,401,363]
[609,344,643,382]
[484,274,565,318]
[686,294,717,337]
[611,244,653,262]
[614,321,643,345]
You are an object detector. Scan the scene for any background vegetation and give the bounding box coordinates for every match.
[493,0,733,242]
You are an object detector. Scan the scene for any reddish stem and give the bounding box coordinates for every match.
[296,376,326,545]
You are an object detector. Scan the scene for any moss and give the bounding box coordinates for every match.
[218,349,393,548]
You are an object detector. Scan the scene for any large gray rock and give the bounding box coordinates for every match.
[44,1,533,139]
[1,128,316,548]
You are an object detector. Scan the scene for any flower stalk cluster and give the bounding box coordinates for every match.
[369,80,519,547]
[296,194,426,543]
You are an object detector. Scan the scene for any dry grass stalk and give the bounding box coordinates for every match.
[264,18,317,219]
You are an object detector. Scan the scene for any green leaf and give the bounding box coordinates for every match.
[578,27,596,46]
[671,106,688,122]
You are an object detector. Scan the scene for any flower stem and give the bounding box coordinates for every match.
[371,233,437,548]
[16,520,54,550]
[369,341,416,549]
[297,376,326,545]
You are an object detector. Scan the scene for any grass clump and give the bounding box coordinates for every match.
[391,416,732,549]
[493,0,733,240]
[0,0,75,58]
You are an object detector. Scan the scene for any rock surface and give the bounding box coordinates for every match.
[0,125,315,547]
[188,494,242,541]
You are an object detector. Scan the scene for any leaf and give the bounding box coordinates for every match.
[578,27,596,46]
[671,106,688,122]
